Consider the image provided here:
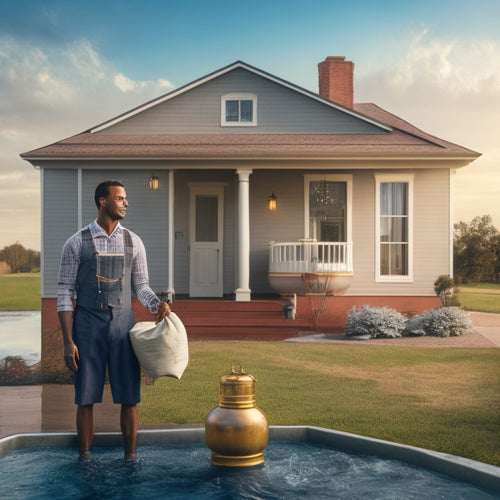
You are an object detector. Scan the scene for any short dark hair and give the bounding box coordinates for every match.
[94,179,124,209]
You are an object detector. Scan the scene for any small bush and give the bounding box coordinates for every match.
[404,307,472,337]
[0,356,29,384]
[404,315,426,337]
[434,274,455,306]
[345,305,406,338]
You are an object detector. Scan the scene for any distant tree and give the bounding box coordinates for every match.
[0,242,40,273]
[453,215,499,284]
[25,247,41,272]
[494,232,500,283]
[0,242,26,273]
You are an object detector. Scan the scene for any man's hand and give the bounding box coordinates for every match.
[155,301,171,323]
[63,342,79,372]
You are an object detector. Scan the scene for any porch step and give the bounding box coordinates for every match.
[170,300,311,340]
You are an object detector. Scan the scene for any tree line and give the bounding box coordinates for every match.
[454,215,499,284]
[0,242,40,273]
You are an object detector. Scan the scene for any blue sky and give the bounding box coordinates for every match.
[1,0,499,249]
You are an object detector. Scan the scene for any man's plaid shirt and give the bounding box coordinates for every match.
[57,220,161,313]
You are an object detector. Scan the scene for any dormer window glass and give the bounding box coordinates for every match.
[221,93,257,126]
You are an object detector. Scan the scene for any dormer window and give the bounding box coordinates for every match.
[221,93,257,126]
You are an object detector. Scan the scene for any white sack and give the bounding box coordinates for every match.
[129,312,188,380]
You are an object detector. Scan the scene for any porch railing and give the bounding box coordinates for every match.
[268,240,353,274]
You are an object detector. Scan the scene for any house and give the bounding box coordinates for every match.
[22,56,480,345]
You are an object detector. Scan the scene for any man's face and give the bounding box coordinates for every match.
[100,186,128,220]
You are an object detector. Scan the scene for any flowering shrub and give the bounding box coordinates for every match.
[345,305,406,338]
[404,307,472,337]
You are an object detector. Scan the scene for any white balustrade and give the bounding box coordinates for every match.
[268,241,352,274]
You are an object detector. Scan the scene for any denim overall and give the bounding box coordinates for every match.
[72,228,140,405]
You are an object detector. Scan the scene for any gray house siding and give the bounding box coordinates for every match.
[42,167,170,297]
[250,169,306,293]
[42,164,451,299]
[348,168,450,296]
[99,68,385,135]
[249,167,451,296]
[413,168,451,292]
[42,169,78,297]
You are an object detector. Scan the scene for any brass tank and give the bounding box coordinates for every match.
[205,362,269,467]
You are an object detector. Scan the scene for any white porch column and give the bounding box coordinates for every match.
[167,169,175,301]
[235,168,253,301]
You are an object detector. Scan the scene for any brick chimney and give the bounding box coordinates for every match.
[318,56,354,108]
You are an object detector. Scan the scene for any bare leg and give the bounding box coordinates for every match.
[76,404,94,459]
[121,404,138,460]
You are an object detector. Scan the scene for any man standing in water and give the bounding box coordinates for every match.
[57,179,170,460]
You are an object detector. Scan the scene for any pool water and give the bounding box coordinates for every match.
[0,441,496,499]
[0,311,40,363]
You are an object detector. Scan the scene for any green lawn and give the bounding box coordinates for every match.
[140,342,500,467]
[460,283,500,291]
[0,273,41,310]
[457,283,500,313]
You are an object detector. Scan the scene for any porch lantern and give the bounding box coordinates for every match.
[149,174,159,190]
[267,192,277,211]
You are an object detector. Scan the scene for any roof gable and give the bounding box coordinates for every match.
[90,61,391,134]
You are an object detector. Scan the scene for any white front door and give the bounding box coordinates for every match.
[189,184,224,297]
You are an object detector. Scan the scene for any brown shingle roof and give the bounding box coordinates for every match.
[21,103,479,161]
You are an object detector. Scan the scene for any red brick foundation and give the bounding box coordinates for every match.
[295,295,442,333]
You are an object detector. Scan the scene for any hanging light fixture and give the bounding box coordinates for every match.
[149,173,159,190]
[311,180,335,208]
[267,192,277,211]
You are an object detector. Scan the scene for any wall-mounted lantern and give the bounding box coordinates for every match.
[149,174,159,190]
[267,192,277,211]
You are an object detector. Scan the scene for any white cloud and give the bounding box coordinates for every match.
[356,29,500,228]
[114,72,137,92]
[35,68,75,103]
[0,36,176,249]
[62,39,107,83]
[376,28,500,95]
[114,72,174,92]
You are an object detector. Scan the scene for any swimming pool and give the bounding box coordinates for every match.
[1,426,499,498]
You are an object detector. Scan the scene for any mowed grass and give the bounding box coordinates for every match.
[140,342,500,466]
[0,273,41,310]
[457,283,500,314]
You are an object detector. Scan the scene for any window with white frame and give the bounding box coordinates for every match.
[304,175,352,242]
[375,174,413,281]
[221,93,257,126]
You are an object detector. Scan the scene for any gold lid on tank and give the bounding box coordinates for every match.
[218,362,256,409]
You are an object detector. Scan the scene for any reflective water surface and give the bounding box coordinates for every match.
[0,441,496,499]
[0,311,40,363]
